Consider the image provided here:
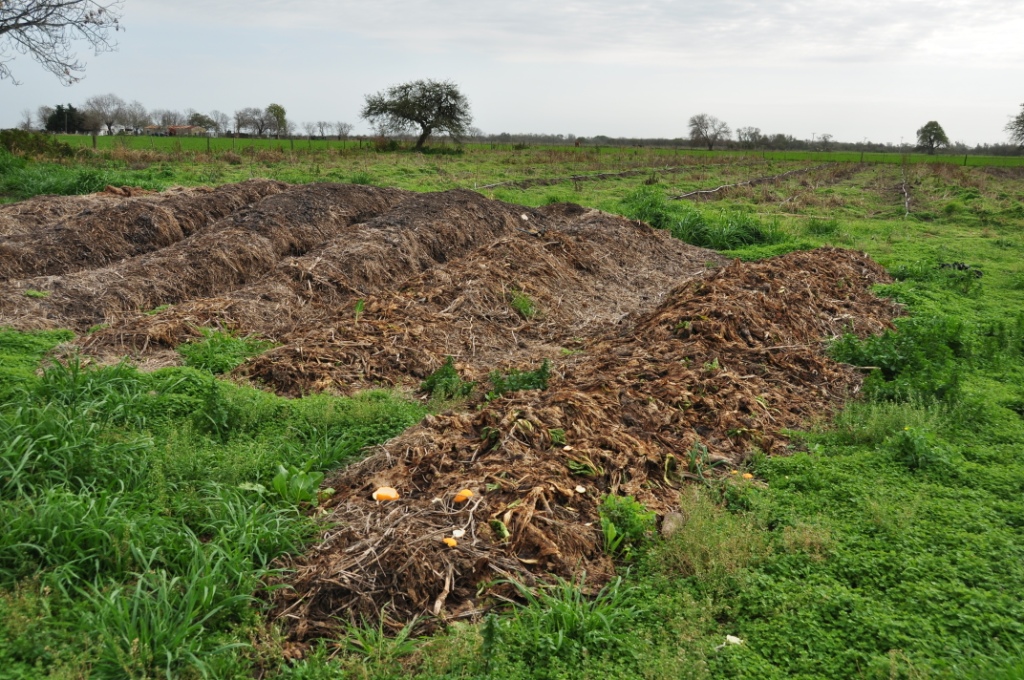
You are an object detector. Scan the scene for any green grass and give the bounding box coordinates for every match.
[176,328,275,375]
[0,332,426,679]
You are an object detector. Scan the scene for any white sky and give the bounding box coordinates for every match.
[3,0,1024,145]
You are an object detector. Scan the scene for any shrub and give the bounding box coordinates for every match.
[0,130,73,157]
[886,426,946,471]
[487,360,550,399]
[829,316,968,403]
[421,356,475,400]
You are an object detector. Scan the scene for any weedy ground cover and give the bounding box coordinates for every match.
[0,331,425,679]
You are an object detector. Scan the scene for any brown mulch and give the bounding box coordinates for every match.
[0,179,288,281]
[73,191,720,371]
[268,247,900,644]
[0,183,414,329]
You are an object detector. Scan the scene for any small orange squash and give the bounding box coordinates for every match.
[443,537,458,547]
[453,489,474,503]
[372,486,400,502]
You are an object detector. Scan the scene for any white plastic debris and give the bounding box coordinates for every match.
[714,635,745,651]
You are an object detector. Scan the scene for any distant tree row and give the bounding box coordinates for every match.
[20,94,355,140]
[16,87,1024,155]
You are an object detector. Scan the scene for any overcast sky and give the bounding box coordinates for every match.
[3,0,1024,145]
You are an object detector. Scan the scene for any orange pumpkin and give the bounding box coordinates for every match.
[372,486,400,502]
[453,489,474,503]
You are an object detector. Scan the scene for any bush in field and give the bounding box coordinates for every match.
[0,130,73,157]
[830,316,969,403]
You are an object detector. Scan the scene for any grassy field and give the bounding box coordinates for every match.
[1,135,1022,205]
[54,134,1024,167]
[1,144,1024,678]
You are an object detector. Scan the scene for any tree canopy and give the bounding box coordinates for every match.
[0,0,122,84]
[688,113,731,150]
[916,121,950,155]
[83,92,124,135]
[44,103,85,133]
[266,103,286,138]
[361,79,472,149]
[1007,103,1024,147]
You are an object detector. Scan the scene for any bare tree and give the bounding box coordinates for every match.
[0,0,123,84]
[83,92,125,135]
[1007,103,1024,147]
[122,99,149,133]
[688,113,730,150]
[18,108,33,130]
[36,104,53,129]
[235,107,269,136]
[233,108,251,135]
[209,110,230,136]
[735,126,763,149]
[316,121,331,139]
[151,108,183,127]
[334,121,352,141]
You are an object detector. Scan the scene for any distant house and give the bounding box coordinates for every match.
[144,125,167,136]
[167,125,207,137]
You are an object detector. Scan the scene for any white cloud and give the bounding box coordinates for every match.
[134,0,1024,65]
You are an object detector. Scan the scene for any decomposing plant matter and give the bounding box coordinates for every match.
[268,248,899,643]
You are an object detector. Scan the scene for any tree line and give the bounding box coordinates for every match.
[15,87,1024,156]
[20,94,356,141]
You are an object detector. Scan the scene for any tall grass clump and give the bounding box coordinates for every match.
[177,328,275,374]
[619,186,787,250]
[481,576,639,675]
[647,487,766,598]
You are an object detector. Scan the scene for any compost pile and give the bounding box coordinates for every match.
[0,182,722,386]
[0,181,900,645]
[268,248,899,644]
